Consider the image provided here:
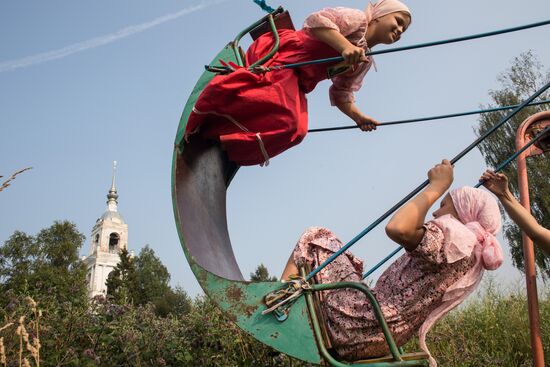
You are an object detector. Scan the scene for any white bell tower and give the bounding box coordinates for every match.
[83,161,129,298]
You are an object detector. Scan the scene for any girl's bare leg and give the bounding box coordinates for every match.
[281,253,298,280]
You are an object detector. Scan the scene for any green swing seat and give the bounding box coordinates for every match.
[171,7,429,366]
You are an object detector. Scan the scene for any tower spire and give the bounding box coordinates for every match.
[107,161,118,211]
[84,160,128,298]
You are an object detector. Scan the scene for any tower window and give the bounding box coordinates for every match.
[108,233,120,254]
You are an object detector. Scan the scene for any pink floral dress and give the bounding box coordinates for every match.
[303,7,374,105]
[293,224,477,360]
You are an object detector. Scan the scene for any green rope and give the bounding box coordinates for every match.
[253,0,275,13]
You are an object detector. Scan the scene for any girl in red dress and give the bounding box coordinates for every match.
[185,1,412,166]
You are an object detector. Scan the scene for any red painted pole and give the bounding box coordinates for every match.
[515,112,548,367]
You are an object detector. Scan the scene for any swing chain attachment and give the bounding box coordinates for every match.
[205,59,241,75]
[204,63,276,75]
[262,275,311,322]
[204,65,233,74]
[249,65,271,74]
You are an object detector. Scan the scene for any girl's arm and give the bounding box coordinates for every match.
[308,27,366,65]
[386,160,454,251]
[308,28,379,131]
[481,171,550,255]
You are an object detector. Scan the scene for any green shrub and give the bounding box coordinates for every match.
[1,279,548,366]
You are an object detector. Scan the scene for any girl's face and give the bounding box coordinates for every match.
[432,194,460,220]
[370,11,411,45]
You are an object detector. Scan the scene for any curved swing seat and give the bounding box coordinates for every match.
[172,7,429,366]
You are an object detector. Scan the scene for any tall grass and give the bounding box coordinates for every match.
[0,297,41,367]
[0,168,32,193]
[407,277,549,366]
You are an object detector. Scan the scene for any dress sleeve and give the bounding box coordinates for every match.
[303,7,367,37]
[329,61,371,105]
[408,222,448,265]
[292,226,364,278]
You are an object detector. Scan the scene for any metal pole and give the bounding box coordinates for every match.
[515,125,545,367]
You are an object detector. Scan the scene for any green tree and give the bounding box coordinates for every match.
[106,248,139,304]
[154,286,193,317]
[106,245,189,316]
[475,51,550,277]
[0,221,88,307]
[134,245,171,305]
[250,263,278,282]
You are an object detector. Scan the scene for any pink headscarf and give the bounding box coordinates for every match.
[418,186,504,366]
[365,0,412,24]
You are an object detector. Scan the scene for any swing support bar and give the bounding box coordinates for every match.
[515,112,550,367]
[231,7,285,66]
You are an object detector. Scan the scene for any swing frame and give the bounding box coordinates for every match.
[300,267,429,367]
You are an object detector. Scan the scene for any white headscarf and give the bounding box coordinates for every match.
[419,187,503,366]
[365,0,412,24]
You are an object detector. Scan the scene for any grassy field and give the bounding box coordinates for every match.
[1,278,548,366]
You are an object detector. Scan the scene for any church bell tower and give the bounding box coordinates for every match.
[84,161,129,298]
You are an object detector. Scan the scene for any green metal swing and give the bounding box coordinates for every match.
[171,7,429,366]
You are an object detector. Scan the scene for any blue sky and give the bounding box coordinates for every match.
[1,0,549,296]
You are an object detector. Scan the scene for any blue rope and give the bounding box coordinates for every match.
[253,0,275,13]
[362,124,550,279]
[308,99,550,133]
[304,80,550,282]
[267,19,550,72]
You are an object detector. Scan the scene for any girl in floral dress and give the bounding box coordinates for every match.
[281,160,504,366]
[185,1,412,166]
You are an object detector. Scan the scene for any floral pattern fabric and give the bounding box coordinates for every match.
[303,7,374,105]
[292,223,476,360]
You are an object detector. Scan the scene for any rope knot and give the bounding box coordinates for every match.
[253,0,275,13]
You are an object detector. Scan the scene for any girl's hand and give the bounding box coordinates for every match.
[334,102,379,132]
[480,170,510,197]
[353,112,379,132]
[428,159,454,192]
[341,44,367,65]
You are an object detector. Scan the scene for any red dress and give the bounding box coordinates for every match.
[185,29,341,166]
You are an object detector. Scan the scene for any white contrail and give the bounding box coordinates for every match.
[0,0,223,73]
